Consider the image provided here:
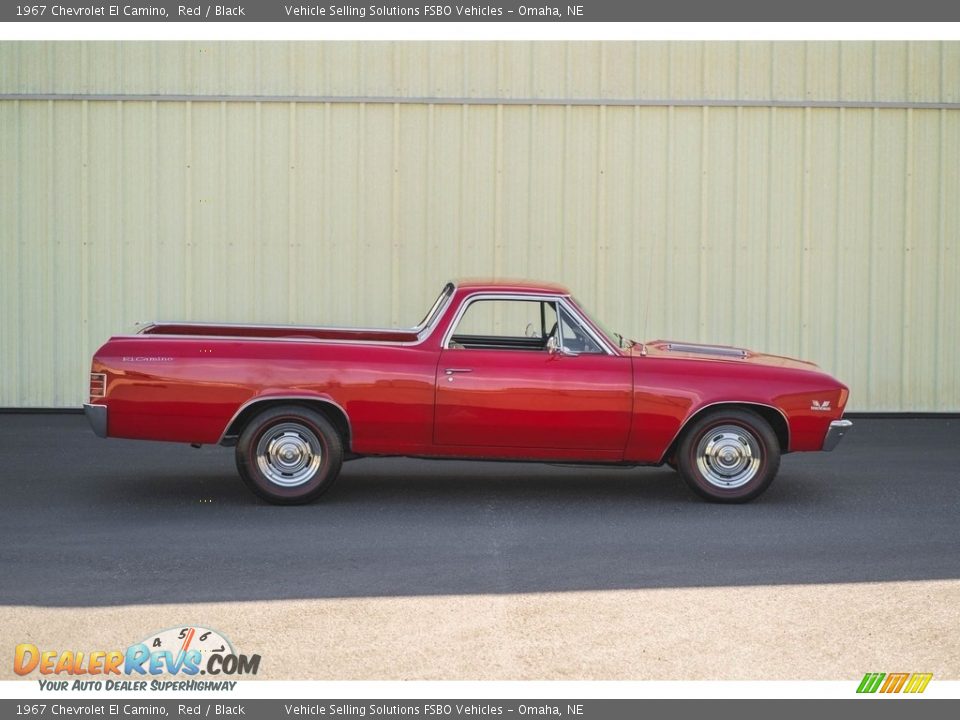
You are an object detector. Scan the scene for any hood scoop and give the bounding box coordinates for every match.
[665,342,748,359]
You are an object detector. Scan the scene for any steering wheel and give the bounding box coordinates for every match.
[545,321,559,350]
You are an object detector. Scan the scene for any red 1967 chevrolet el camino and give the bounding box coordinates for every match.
[84,279,851,504]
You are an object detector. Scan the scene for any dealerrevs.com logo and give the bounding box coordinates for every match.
[14,626,260,691]
[857,672,933,694]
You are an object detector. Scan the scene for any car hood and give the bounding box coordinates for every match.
[631,339,820,372]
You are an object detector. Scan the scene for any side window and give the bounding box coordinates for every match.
[449,299,557,351]
[558,306,603,354]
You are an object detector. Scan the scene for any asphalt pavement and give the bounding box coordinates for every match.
[1,414,958,607]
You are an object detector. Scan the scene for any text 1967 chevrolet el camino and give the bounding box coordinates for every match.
[84,279,851,504]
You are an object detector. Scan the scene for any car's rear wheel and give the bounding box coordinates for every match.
[676,408,780,503]
[235,405,343,505]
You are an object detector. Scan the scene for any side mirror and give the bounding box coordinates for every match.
[547,336,577,357]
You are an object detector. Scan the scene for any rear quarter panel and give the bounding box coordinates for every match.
[92,336,439,452]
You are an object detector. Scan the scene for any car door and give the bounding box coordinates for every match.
[434,296,632,453]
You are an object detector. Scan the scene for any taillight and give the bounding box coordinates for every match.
[89,373,106,399]
[838,387,849,410]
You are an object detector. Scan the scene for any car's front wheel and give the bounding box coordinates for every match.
[676,408,780,503]
[235,405,343,504]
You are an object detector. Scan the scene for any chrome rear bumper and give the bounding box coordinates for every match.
[822,419,852,451]
[83,403,108,438]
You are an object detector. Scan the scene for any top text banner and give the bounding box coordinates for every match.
[5,0,960,22]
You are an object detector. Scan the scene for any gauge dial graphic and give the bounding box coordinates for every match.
[135,625,234,669]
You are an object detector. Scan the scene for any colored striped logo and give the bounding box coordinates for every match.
[857,672,933,694]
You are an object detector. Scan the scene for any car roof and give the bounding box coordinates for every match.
[452,278,572,295]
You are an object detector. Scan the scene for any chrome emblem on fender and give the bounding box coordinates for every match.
[811,400,832,411]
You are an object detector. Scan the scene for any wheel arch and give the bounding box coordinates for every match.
[661,401,790,464]
[219,395,352,452]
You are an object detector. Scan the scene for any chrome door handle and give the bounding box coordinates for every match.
[444,368,473,375]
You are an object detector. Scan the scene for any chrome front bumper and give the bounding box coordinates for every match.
[822,419,852,451]
[83,403,108,438]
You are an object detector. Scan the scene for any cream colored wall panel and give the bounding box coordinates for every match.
[529,43,568,98]
[838,43,875,102]
[701,107,737,341]
[634,43,671,99]
[422,105,464,302]
[396,104,431,322]
[804,42,841,101]
[256,44,294,96]
[117,102,159,326]
[15,102,51,407]
[873,42,909,103]
[703,44,739,100]
[118,44,155,96]
[668,44,705,100]
[942,43,960,103]
[560,106,600,299]
[292,102,320,323]
[464,44,501,101]
[766,108,805,358]
[354,103,395,326]
[732,108,772,349]
[805,110,842,372]
[150,43,188,95]
[458,105,498,290]
[49,43,83,94]
[528,105,565,284]
[152,102,189,322]
[0,44,16,91]
[597,107,633,320]
[738,43,774,100]
[500,106,533,282]
[835,109,874,407]
[189,102,228,321]
[904,110,943,410]
[4,41,958,103]
[867,110,908,409]
[86,43,125,95]
[426,43,465,98]
[0,100,20,407]
[665,107,703,341]
[599,44,635,99]
[318,105,364,325]
[936,113,960,410]
[565,43,602,99]
[393,44,430,97]
[771,43,806,100]
[627,107,669,340]
[2,42,959,410]
[907,42,943,102]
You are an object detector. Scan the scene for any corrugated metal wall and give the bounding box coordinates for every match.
[1,41,958,410]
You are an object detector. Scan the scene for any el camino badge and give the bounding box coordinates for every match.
[122,356,175,362]
[811,400,831,411]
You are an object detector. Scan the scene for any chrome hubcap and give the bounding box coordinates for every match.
[256,423,323,487]
[695,425,761,489]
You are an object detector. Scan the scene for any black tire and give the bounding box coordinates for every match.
[676,408,780,503]
[235,405,343,505]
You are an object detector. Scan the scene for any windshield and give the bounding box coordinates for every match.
[572,297,630,349]
[416,283,454,331]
